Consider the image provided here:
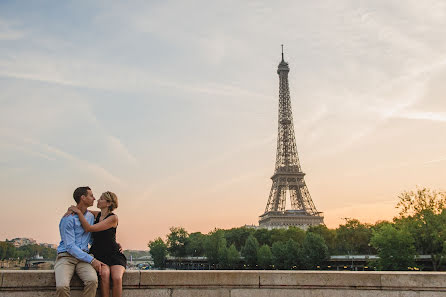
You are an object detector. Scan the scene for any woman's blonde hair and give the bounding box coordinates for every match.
[102,191,118,211]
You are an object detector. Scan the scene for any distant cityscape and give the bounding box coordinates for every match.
[4,237,57,249]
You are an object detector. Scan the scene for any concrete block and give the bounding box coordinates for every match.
[1,270,55,288]
[259,271,382,288]
[232,289,410,297]
[0,292,57,297]
[232,288,307,297]
[140,271,259,287]
[419,292,446,297]
[172,288,230,297]
[380,272,446,289]
[122,289,171,297]
[122,270,140,287]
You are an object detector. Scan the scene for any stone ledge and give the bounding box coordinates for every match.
[0,270,445,293]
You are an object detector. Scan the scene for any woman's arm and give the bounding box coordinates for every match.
[89,210,100,218]
[70,207,118,232]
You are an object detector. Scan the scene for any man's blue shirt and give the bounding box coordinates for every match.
[57,211,95,263]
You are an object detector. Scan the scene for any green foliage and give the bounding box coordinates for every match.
[257,244,272,269]
[148,237,167,268]
[204,229,226,264]
[397,187,446,217]
[0,241,16,259]
[302,232,329,269]
[370,224,416,270]
[217,238,228,267]
[268,227,306,246]
[395,188,446,270]
[0,243,56,260]
[185,232,206,256]
[253,228,272,246]
[224,227,254,251]
[307,224,336,254]
[166,226,189,257]
[241,234,259,268]
[284,239,302,269]
[271,241,287,269]
[227,244,240,268]
[336,219,373,254]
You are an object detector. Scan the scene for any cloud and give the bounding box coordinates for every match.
[1,129,124,185]
[397,111,446,122]
[0,19,25,40]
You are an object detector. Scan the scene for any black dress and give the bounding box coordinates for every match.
[89,212,127,268]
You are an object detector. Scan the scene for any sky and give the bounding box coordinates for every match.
[0,1,445,250]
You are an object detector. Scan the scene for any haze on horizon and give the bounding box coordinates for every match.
[1,1,445,250]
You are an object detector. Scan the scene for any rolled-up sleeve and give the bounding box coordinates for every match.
[60,217,94,263]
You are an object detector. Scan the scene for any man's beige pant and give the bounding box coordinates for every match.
[54,252,98,297]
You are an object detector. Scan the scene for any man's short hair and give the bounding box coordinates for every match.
[73,186,91,204]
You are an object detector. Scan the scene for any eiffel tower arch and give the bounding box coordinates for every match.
[259,46,324,230]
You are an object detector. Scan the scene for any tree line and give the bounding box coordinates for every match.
[148,188,446,271]
[0,242,57,260]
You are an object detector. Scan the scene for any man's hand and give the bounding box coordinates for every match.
[91,258,104,275]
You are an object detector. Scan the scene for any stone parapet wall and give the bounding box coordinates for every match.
[1,270,446,296]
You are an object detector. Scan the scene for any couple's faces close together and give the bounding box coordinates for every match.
[81,190,111,209]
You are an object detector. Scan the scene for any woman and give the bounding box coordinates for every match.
[69,191,126,297]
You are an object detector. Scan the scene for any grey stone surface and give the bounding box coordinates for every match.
[2,271,55,288]
[123,289,170,297]
[123,271,140,287]
[381,272,446,289]
[1,270,84,289]
[231,289,419,297]
[172,288,230,297]
[419,292,446,297]
[259,271,382,288]
[140,271,259,287]
[1,270,446,297]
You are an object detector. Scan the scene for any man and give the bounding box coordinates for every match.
[55,186,104,297]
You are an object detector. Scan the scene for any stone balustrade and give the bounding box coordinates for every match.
[1,270,445,296]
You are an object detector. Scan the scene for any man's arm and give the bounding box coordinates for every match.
[60,217,94,263]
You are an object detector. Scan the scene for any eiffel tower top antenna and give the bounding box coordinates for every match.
[281,44,284,61]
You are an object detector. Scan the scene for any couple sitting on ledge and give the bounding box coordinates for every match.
[55,186,127,297]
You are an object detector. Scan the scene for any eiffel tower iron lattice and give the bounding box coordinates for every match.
[259,46,323,229]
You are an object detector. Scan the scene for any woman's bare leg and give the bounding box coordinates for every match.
[110,265,125,297]
[99,264,111,297]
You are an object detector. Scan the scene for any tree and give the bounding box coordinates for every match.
[271,241,287,269]
[254,228,272,246]
[217,238,228,268]
[397,187,446,217]
[307,225,336,254]
[148,238,167,268]
[396,188,446,270]
[370,224,416,271]
[227,244,240,268]
[302,232,329,269]
[185,232,206,256]
[336,219,373,254]
[257,244,272,269]
[166,226,189,257]
[285,239,302,269]
[241,234,259,268]
[224,227,254,251]
[0,241,16,260]
[204,229,226,265]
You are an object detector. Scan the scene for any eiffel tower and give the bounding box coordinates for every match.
[259,46,324,229]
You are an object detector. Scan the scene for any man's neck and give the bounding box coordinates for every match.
[76,203,88,214]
